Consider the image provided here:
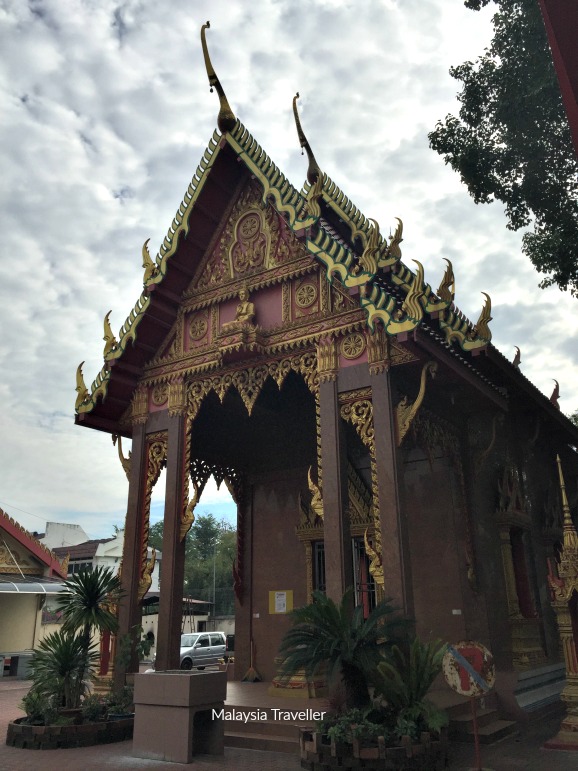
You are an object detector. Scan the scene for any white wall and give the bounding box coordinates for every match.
[40,522,89,549]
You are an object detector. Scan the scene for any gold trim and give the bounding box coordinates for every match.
[340,332,366,360]
[112,434,131,481]
[138,433,168,602]
[396,361,437,445]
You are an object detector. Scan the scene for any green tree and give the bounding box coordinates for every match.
[148,520,164,552]
[428,0,578,295]
[277,590,410,709]
[190,513,221,560]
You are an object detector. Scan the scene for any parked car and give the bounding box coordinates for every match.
[179,632,226,670]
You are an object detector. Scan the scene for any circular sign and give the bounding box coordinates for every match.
[442,640,495,697]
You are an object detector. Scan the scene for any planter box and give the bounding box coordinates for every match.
[299,728,448,771]
[133,671,226,764]
[6,716,133,750]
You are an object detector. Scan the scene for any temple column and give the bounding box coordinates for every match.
[116,416,148,686]
[370,367,413,615]
[156,383,189,671]
[318,377,353,602]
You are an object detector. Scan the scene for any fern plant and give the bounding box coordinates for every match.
[373,637,448,735]
[277,589,409,708]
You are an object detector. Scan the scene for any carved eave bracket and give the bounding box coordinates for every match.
[112,433,132,481]
[307,466,324,520]
[396,361,438,445]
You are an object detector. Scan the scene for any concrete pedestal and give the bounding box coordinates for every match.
[133,670,227,764]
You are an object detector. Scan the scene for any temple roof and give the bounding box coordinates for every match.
[74,110,578,447]
[0,508,68,578]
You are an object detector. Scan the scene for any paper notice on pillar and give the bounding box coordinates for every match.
[269,590,293,614]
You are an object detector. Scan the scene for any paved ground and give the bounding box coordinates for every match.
[2,678,578,770]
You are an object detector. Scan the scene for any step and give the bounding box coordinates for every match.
[223,718,301,738]
[225,730,298,754]
[450,707,501,732]
[452,718,519,745]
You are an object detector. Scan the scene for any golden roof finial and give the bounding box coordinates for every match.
[201,21,236,133]
[75,362,89,411]
[103,310,118,358]
[293,93,322,185]
[556,455,578,549]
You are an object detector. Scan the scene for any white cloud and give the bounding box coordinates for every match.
[1,0,576,538]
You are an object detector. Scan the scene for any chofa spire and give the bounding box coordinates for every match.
[557,455,578,550]
[293,93,322,185]
[201,21,236,133]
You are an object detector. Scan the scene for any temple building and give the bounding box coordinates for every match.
[74,25,578,714]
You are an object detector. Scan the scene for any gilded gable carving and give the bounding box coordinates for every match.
[194,181,306,292]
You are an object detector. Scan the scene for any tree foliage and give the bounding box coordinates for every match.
[429,0,578,295]
[150,513,236,616]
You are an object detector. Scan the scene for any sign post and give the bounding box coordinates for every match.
[442,640,496,771]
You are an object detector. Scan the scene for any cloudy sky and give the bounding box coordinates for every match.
[1,0,576,543]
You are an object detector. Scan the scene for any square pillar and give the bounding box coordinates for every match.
[319,379,353,602]
[117,421,148,685]
[370,368,413,616]
[156,409,188,671]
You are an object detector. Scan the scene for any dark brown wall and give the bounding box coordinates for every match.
[235,468,309,681]
[403,447,467,643]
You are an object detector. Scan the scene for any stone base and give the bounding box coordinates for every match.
[544,712,578,750]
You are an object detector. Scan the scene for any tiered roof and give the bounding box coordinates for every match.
[75,23,578,449]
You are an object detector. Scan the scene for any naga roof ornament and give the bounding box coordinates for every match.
[201,21,236,134]
[436,259,455,304]
[292,93,323,186]
[550,380,560,409]
[75,362,89,411]
[512,346,521,368]
[103,310,118,358]
[142,238,158,285]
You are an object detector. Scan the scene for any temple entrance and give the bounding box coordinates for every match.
[190,369,317,680]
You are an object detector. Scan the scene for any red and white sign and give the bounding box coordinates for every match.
[442,640,495,698]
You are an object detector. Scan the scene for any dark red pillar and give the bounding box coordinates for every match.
[319,379,353,603]
[155,411,188,670]
[370,369,413,616]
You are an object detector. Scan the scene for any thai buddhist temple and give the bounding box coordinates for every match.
[74,23,578,717]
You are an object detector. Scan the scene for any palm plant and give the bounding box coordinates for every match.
[56,566,121,645]
[27,630,99,709]
[277,589,410,708]
[373,637,448,735]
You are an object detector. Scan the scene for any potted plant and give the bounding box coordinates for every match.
[279,591,448,770]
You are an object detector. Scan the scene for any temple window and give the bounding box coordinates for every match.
[352,536,377,618]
